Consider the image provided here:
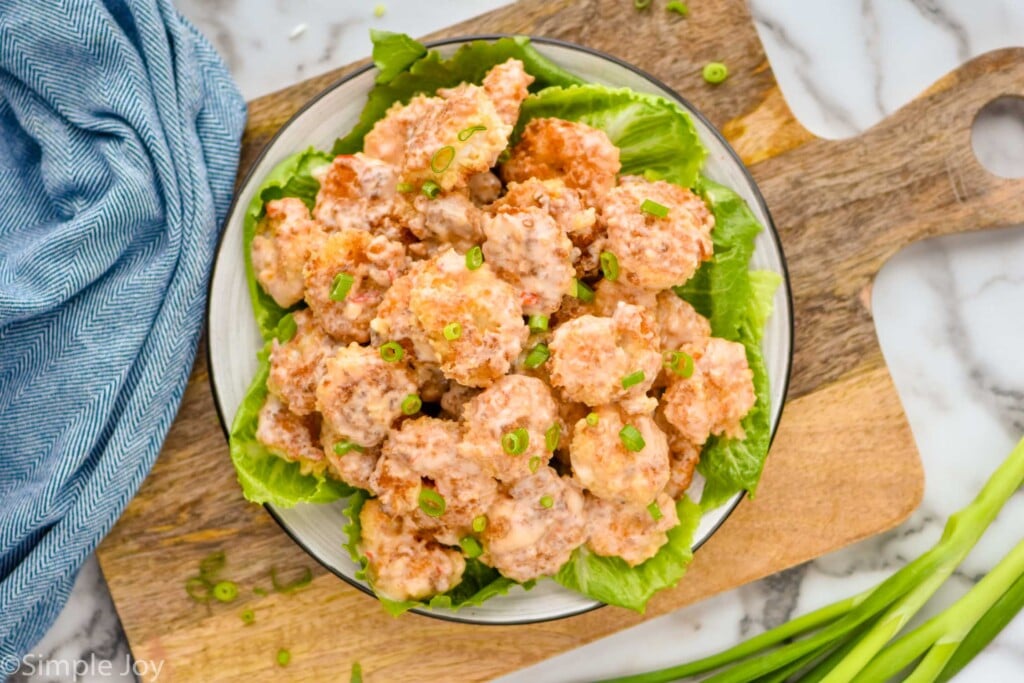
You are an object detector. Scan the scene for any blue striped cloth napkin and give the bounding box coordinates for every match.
[0,0,245,663]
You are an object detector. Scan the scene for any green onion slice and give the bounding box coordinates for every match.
[641,199,670,218]
[185,576,212,603]
[666,0,688,15]
[351,662,363,683]
[460,536,483,558]
[586,412,599,427]
[334,440,365,456]
[271,566,313,594]
[648,501,664,520]
[213,580,239,603]
[330,272,355,302]
[574,278,595,303]
[703,61,729,84]
[277,649,291,667]
[472,515,487,533]
[418,488,446,517]
[457,125,487,141]
[620,424,646,452]
[545,423,561,452]
[430,145,456,173]
[443,321,462,341]
[396,181,415,193]
[241,609,256,625]
[524,343,550,369]
[497,148,511,164]
[199,550,226,579]
[599,251,620,281]
[379,341,404,362]
[540,495,554,509]
[401,394,422,416]
[421,180,441,199]
[622,369,646,389]
[664,349,696,378]
[502,427,530,455]
[634,0,652,8]
[465,245,484,270]
[528,456,541,473]
[528,314,550,333]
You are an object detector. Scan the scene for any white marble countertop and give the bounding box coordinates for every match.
[10,1,1024,681]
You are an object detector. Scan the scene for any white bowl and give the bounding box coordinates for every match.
[207,36,793,625]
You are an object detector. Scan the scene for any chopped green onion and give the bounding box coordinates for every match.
[199,551,226,579]
[648,501,664,520]
[460,536,483,558]
[634,0,652,8]
[465,245,484,270]
[241,609,256,625]
[418,488,446,517]
[213,580,239,602]
[574,278,595,303]
[458,125,487,141]
[185,576,211,603]
[497,148,511,164]
[528,314,550,332]
[379,341,404,362]
[351,662,363,683]
[472,515,487,533]
[502,427,530,455]
[620,424,646,451]
[276,315,297,343]
[664,350,695,378]
[396,181,415,193]
[586,412,599,427]
[329,272,355,302]
[443,321,462,341]
[401,394,422,416]
[666,0,688,15]
[373,3,386,18]
[421,180,441,199]
[540,495,554,509]
[600,251,620,281]
[334,440,365,456]
[703,61,729,84]
[545,423,561,452]
[622,370,646,389]
[277,649,291,667]
[640,199,670,218]
[529,456,541,473]
[271,566,313,594]
[430,145,456,173]
[524,343,550,369]
[253,586,268,596]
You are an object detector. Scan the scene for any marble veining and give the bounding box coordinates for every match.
[12,1,1024,681]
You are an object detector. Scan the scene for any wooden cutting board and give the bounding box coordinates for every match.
[96,0,1024,680]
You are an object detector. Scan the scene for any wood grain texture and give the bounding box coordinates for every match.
[96,0,1024,680]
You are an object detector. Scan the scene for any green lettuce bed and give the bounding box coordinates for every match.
[229,32,780,614]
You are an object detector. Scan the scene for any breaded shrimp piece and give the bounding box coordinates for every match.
[371,417,497,545]
[548,303,662,411]
[481,467,586,581]
[303,228,407,343]
[482,58,534,126]
[363,95,428,166]
[502,118,620,207]
[570,405,670,505]
[657,291,711,352]
[359,499,466,602]
[665,438,702,499]
[256,394,325,477]
[412,361,448,403]
[320,420,379,490]
[369,261,437,363]
[459,375,561,482]
[401,190,484,253]
[592,278,657,318]
[315,342,418,448]
[602,175,714,290]
[585,493,679,566]
[481,207,575,315]
[467,171,503,206]
[266,309,336,416]
[409,249,528,387]
[313,153,398,233]
[250,197,325,308]
[660,337,756,445]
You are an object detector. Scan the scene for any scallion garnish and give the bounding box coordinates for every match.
[502,427,530,455]
[574,278,595,303]
[351,661,363,683]
[430,145,455,173]
[524,343,550,369]
[472,515,487,533]
[545,423,561,452]
[213,580,239,603]
[457,125,487,141]
[664,349,695,378]
[401,394,421,416]
[271,566,312,594]
[600,251,620,281]
[277,649,291,667]
[460,536,483,558]
[199,550,226,579]
[528,314,550,333]
[329,272,355,302]
[647,501,663,520]
[528,456,541,473]
[666,0,688,15]
[379,341,404,362]
[634,0,652,8]
[640,199,670,218]
[443,321,462,341]
[396,181,415,193]
[334,440,365,456]
[421,180,441,199]
[465,245,484,270]
[586,412,599,427]
[620,424,646,451]
[418,488,446,517]
[703,61,729,84]
[540,495,554,509]
[185,576,211,603]
[622,370,646,389]
[241,609,255,625]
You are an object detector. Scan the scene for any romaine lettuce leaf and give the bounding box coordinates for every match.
[342,491,524,616]
[332,35,585,155]
[243,147,334,341]
[554,496,702,612]
[370,30,427,85]
[515,84,707,189]
[228,314,353,507]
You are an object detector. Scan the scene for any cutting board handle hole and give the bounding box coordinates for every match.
[971,96,1024,179]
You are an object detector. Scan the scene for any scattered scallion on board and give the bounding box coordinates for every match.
[702,61,729,84]
[276,649,291,667]
[600,436,1024,683]
[666,0,688,16]
[271,566,313,594]
[351,661,364,683]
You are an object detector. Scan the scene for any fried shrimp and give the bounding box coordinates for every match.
[315,342,418,448]
[313,153,398,233]
[359,499,466,602]
[408,249,528,387]
[320,420,379,490]
[303,228,407,343]
[570,405,670,505]
[481,467,586,581]
[656,290,711,352]
[460,375,561,482]
[255,394,325,476]
[585,493,679,566]
[602,175,715,290]
[266,309,335,416]
[251,197,324,308]
[502,118,620,207]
